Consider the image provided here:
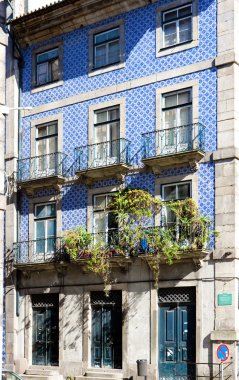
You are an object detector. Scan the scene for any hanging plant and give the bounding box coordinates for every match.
[63,226,92,259]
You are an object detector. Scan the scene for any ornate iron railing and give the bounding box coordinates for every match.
[142,123,205,159]
[17,152,67,182]
[14,223,207,264]
[74,138,131,171]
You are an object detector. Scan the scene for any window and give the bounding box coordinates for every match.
[36,48,59,86]
[162,4,192,48]
[34,203,56,255]
[32,42,63,90]
[93,194,118,244]
[161,182,191,228]
[91,106,120,167]
[156,1,198,57]
[161,89,192,153]
[94,28,120,69]
[35,121,58,175]
[89,21,125,75]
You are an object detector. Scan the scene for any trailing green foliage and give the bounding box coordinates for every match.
[63,189,217,291]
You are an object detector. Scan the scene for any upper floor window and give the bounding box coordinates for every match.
[35,203,56,254]
[93,194,118,244]
[162,4,192,48]
[36,48,59,86]
[32,42,63,90]
[162,88,192,129]
[94,28,120,69]
[162,182,191,227]
[35,121,58,175]
[89,21,125,75]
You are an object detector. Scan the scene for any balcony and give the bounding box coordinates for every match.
[142,123,205,173]
[75,138,131,183]
[17,152,67,194]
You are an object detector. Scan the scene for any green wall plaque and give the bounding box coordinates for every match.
[218,293,232,306]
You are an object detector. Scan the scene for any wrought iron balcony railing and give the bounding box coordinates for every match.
[75,138,131,172]
[13,237,65,264]
[14,224,207,265]
[17,152,67,182]
[142,123,205,159]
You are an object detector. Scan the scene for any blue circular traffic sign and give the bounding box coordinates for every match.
[217,344,230,362]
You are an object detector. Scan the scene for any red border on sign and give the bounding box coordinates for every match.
[217,344,230,362]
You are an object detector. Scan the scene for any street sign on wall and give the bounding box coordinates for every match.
[217,344,230,362]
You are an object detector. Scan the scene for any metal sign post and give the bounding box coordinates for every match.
[217,343,230,380]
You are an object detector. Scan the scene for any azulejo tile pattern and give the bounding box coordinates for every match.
[20,0,217,107]
[18,0,217,253]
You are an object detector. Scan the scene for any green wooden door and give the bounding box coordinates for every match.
[32,295,59,366]
[91,291,122,369]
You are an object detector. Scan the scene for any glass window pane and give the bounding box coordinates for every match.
[179,106,191,126]
[51,59,59,82]
[47,219,56,237]
[164,94,177,108]
[95,45,107,68]
[95,110,108,124]
[37,62,48,85]
[47,123,57,135]
[36,221,45,239]
[46,204,56,217]
[35,205,46,218]
[110,122,120,141]
[108,107,119,121]
[178,183,191,199]
[37,139,47,156]
[48,136,58,154]
[179,18,192,43]
[37,48,58,63]
[164,10,177,22]
[95,125,107,143]
[95,28,119,45]
[94,212,106,233]
[163,185,176,201]
[178,90,191,105]
[94,195,106,210]
[165,206,176,226]
[108,41,120,64]
[108,212,118,230]
[164,22,177,46]
[37,126,47,138]
[164,109,177,129]
[178,5,192,18]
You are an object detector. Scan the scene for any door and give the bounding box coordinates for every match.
[158,288,196,380]
[34,203,56,260]
[91,291,122,369]
[32,294,59,366]
[35,122,58,177]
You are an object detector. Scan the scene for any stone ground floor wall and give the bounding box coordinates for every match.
[5,258,230,379]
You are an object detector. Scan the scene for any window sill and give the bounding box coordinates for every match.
[88,62,125,77]
[31,80,64,94]
[156,39,198,58]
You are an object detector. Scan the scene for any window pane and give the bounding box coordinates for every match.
[164,94,177,108]
[178,5,192,18]
[179,106,191,126]
[164,10,177,22]
[36,205,46,218]
[179,18,192,43]
[37,48,58,63]
[178,183,191,199]
[47,219,56,237]
[95,110,108,124]
[37,126,47,138]
[37,139,47,156]
[108,107,119,121]
[108,41,120,64]
[37,62,48,85]
[94,195,106,210]
[164,109,177,129]
[95,125,107,143]
[95,28,119,45]
[178,90,191,105]
[48,136,58,154]
[164,22,177,47]
[108,212,118,230]
[163,185,176,201]
[36,221,45,239]
[51,58,59,82]
[110,122,120,141]
[95,45,107,68]
[47,123,57,135]
[165,206,177,226]
[46,204,56,217]
[94,212,106,233]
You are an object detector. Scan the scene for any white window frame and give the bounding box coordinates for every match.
[88,20,125,77]
[34,202,56,255]
[93,193,118,244]
[156,0,198,58]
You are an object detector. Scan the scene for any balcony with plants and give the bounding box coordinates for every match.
[13,189,216,288]
[17,152,68,194]
[74,138,131,183]
[142,123,205,173]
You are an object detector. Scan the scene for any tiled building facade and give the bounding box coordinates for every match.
[3,0,239,379]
